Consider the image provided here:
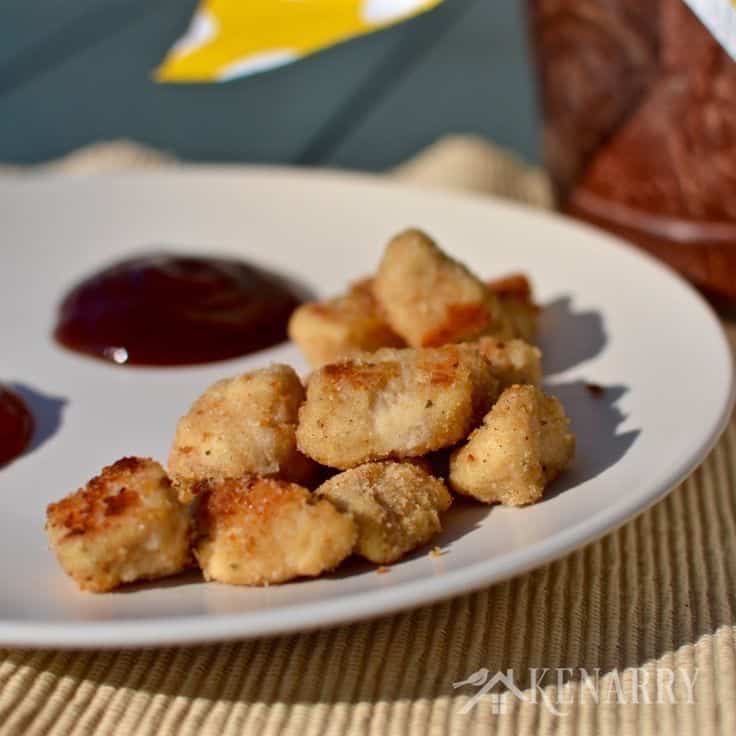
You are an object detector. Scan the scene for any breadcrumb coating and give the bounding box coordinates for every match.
[487,273,534,302]
[297,345,499,469]
[169,364,316,502]
[487,273,540,343]
[374,229,507,347]
[45,457,191,592]
[317,462,451,564]
[449,385,574,505]
[193,477,356,585]
[288,278,404,367]
[473,336,542,389]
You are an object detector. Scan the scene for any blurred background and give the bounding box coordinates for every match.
[0,0,539,169]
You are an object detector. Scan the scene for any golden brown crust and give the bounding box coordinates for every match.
[420,303,496,348]
[45,458,191,592]
[316,462,451,564]
[288,278,403,367]
[486,273,534,301]
[374,229,507,347]
[193,477,356,585]
[168,364,316,501]
[472,336,542,389]
[296,345,499,469]
[449,385,575,506]
[47,458,146,540]
[487,273,540,343]
[320,359,401,390]
[537,392,577,484]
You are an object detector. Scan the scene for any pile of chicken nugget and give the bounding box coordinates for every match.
[46,229,575,593]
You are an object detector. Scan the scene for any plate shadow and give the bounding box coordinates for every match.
[540,295,607,375]
[10,382,67,456]
[542,380,640,500]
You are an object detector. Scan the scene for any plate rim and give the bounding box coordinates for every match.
[1,164,733,649]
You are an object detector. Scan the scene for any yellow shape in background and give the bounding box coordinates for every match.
[156,0,444,83]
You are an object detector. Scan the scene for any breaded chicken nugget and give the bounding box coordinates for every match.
[297,345,499,469]
[169,364,316,502]
[486,273,534,303]
[374,229,506,347]
[288,278,404,367]
[46,457,191,592]
[487,273,540,343]
[449,385,575,506]
[474,336,542,389]
[363,345,498,422]
[193,477,356,585]
[537,392,577,482]
[317,462,451,564]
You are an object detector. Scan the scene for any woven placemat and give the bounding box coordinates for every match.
[1,137,734,735]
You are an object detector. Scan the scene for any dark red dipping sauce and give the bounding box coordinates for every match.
[0,387,33,466]
[54,253,301,366]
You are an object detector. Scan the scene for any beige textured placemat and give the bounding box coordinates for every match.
[1,136,734,736]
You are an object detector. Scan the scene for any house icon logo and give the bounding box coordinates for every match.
[453,666,700,715]
[453,669,527,714]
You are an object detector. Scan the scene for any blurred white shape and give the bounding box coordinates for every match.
[105,347,129,365]
[362,0,431,24]
[171,10,218,57]
[216,49,298,81]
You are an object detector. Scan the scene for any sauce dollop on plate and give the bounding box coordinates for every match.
[54,253,301,366]
[0,387,33,466]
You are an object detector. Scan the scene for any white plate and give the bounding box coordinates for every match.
[0,167,732,649]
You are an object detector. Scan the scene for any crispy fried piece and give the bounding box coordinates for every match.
[537,392,576,482]
[449,385,575,506]
[193,477,356,585]
[288,278,404,367]
[500,299,539,344]
[297,345,499,469]
[362,345,499,422]
[374,229,507,347]
[45,458,191,592]
[316,462,451,564]
[487,273,534,301]
[169,365,316,502]
[487,273,541,343]
[404,456,435,475]
[473,336,542,389]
